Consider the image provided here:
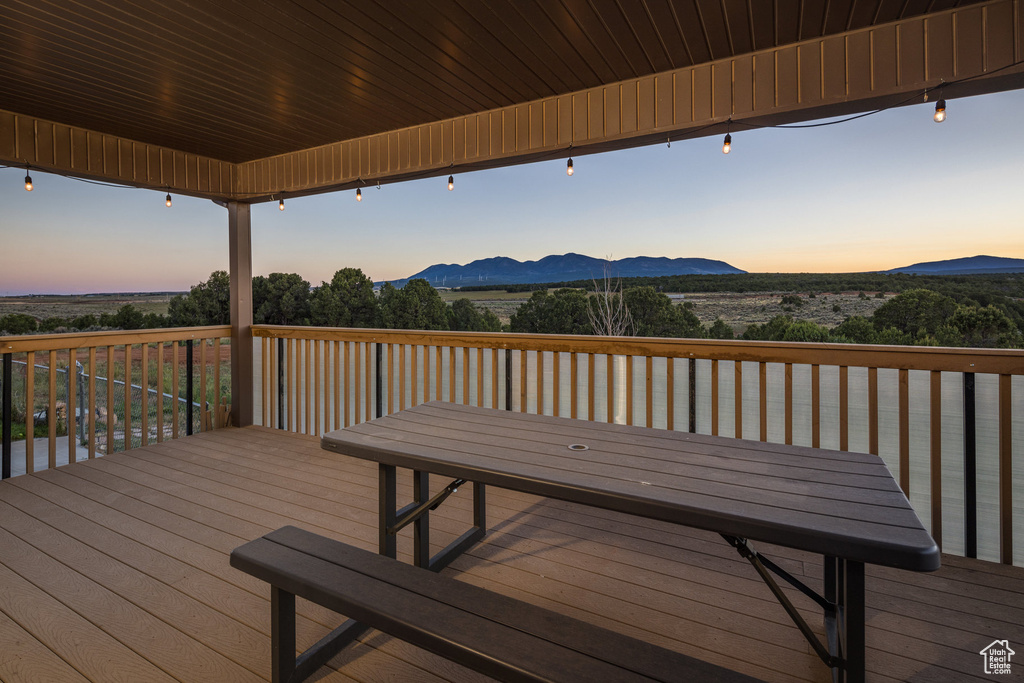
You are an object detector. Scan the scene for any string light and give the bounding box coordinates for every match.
[279,197,285,210]
[566,157,574,176]
[447,175,454,191]
[165,189,172,207]
[24,164,32,191]
[356,188,362,201]
[933,99,946,123]
[722,133,732,154]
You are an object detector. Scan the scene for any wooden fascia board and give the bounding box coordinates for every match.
[0,109,236,201]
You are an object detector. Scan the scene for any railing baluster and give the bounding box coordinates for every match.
[758,361,766,441]
[335,342,344,428]
[304,338,311,433]
[489,348,498,409]
[437,346,444,403]
[537,351,544,415]
[410,345,418,409]
[839,366,849,451]
[999,374,1012,564]
[368,342,375,421]
[646,356,653,429]
[213,338,221,429]
[607,354,615,423]
[157,343,165,442]
[625,355,633,426]
[388,344,395,415]
[930,370,942,549]
[666,357,674,431]
[477,347,484,408]
[343,342,351,426]
[398,344,406,412]
[1,352,10,479]
[49,349,57,467]
[171,342,179,441]
[200,339,209,433]
[25,350,35,472]
[69,348,78,462]
[964,371,977,559]
[450,346,457,403]
[587,353,595,421]
[505,349,512,411]
[735,360,743,440]
[140,345,148,446]
[552,351,560,416]
[354,343,362,425]
[88,347,96,458]
[464,347,470,406]
[520,349,527,412]
[811,364,820,448]
[375,343,383,419]
[784,362,793,446]
[570,352,578,419]
[868,367,878,455]
[314,339,321,434]
[185,340,193,438]
[689,357,697,434]
[711,359,718,436]
[899,368,910,496]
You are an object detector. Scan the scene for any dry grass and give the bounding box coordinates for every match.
[0,293,177,320]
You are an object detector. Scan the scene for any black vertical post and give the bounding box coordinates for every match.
[412,470,429,568]
[688,357,697,433]
[505,349,513,411]
[186,339,194,436]
[375,343,383,418]
[277,338,285,430]
[964,372,977,559]
[2,353,12,480]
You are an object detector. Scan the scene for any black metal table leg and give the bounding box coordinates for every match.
[843,560,866,683]
[379,463,397,558]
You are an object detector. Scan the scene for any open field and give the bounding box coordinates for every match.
[440,288,891,331]
[0,293,178,320]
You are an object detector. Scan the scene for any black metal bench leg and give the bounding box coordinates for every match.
[413,470,430,568]
[271,586,296,683]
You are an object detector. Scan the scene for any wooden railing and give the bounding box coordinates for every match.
[1,326,231,476]
[253,325,1023,566]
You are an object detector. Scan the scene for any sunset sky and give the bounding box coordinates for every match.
[2,88,1022,296]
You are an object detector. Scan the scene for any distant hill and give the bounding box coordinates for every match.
[383,253,745,287]
[884,255,1024,275]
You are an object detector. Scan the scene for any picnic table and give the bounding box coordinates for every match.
[320,401,940,683]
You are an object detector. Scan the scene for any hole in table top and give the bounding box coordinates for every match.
[567,444,589,451]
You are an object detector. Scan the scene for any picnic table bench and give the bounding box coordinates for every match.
[231,525,763,683]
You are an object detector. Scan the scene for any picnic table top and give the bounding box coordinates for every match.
[321,401,940,572]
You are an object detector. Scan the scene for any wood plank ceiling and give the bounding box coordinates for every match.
[0,0,991,164]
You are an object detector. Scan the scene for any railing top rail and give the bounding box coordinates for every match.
[1,325,233,354]
[252,325,1024,375]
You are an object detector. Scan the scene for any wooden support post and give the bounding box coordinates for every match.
[228,202,253,427]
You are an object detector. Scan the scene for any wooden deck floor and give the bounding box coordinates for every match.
[0,426,1021,682]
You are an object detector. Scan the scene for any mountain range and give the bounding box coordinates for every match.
[382,253,746,287]
[884,255,1024,275]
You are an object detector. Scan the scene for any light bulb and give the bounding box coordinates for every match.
[24,173,32,191]
[165,193,172,207]
[722,133,732,154]
[933,99,946,123]
[447,175,454,191]
[567,158,574,176]
[279,198,285,211]
[356,188,362,202]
